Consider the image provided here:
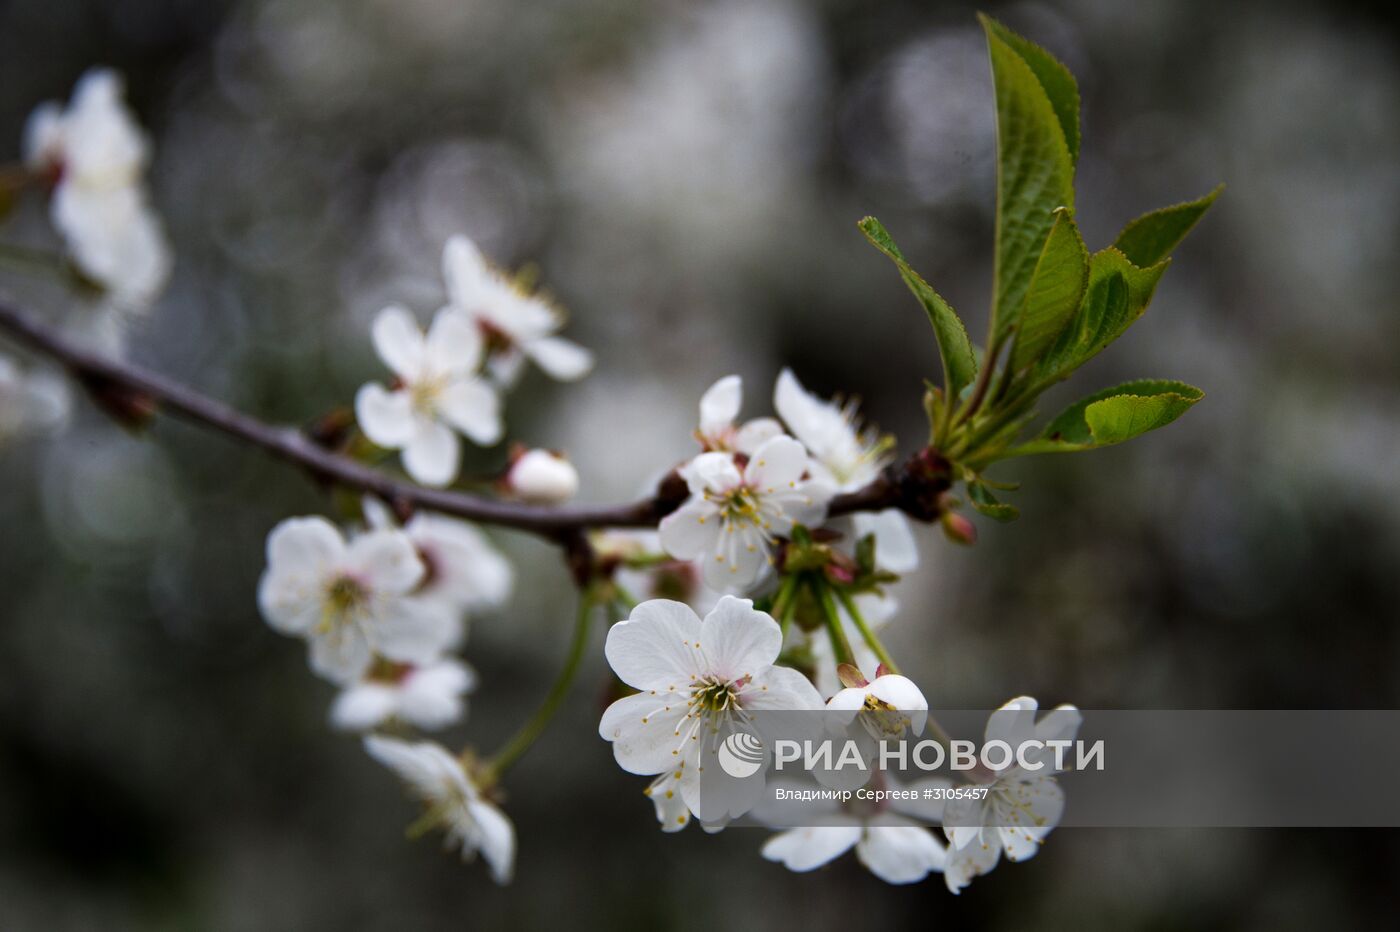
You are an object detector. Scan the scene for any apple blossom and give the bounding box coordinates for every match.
[441,235,592,384]
[942,696,1081,894]
[24,68,170,303]
[775,369,917,574]
[355,305,502,487]
[364,735,515,884]
[659,435,833,591]
[257,516,457,684]
[693,374,783,454]
[599,596,823,823]
[503,448,579,503]
[332,658,476,732]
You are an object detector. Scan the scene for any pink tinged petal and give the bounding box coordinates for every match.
[852,509,919,574]
[438,377,502,445]
[658,500,722,561]
[525,336,593,381]
[467,799,516,884]
[442,235,492,311]
[733,417,784,455]
[371,305,426,379]
[698,595,781,681]
[425,308,484,376]
[403,418,460,487]
[354,383,414,448]
[698,375,742,433]
[856,826,947,884]
[330,683,399,731]
[371,599,458,666]
[744,664,824,711]
[603,599,704,689]
[685,452,743,495]
[598,693,691,774]
[345,530,425,594]
[744,435,811,490]
[761,826,862,872]
[309,624,373,684]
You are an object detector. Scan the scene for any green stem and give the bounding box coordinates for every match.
[0,241,75,284]
[769,573,801,631]
[483,591,596,781]
[813,579,855,669]
[835,588,899,674]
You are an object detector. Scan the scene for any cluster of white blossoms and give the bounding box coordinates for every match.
[24,69,171,305]
[355,236,591,487]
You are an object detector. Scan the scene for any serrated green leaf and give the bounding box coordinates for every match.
[981,16,1080,166]
[981,15,1077,348]
[1031,247,1168,385]
[859,216,977,398]
[1000,379,1204,457]
[1009,208,1089,372]
[1112,184,1223,267]
[968,482,1020,521]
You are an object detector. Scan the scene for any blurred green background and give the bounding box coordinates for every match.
[1,0,1398,928]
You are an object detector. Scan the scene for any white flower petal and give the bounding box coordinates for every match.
[598,692,691,774]
[683,451,743,495]
[603,599,703,690]
[852,509,919,574]
[868,675,928,713]
[355,383,415,448]
[856,825,946,885]
[372,598,458,666]
[733,417,784,455]
[330,683,398,731]
[467,799,516,884]
[442,235,493,310]
[425,308,484,376]
[761,826,862,872]
[658,500,722,561]
[744,664,824,711]
[308,624,373,684]
[698,595,781,682]
[744,435,810,491]
[698,375,742,432]
[371,305,426,379]
[438,377,502,446]
[344,529,424,594]
[403,417,460,487]
[524,335,593,381]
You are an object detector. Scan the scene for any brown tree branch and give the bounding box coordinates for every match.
[0,300,939,542]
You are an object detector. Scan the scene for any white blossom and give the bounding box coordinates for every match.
[693,374,782,454]
[332,658,476,731]
[257,516,457,684]
[364,735,515,884]
[24,68,170,303]
[442,235,592,385]
[659,435,833,591]
[774,368,917,573]
[355,305,502,487]
[599,596,823,824]
[942,697,1081,894]
[0,354,70,442]
[504,448,579,503]
[362,497,512,619]
[594,529,721,618]
[827,672,929,738]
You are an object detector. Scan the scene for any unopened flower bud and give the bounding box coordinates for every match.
[505,448,578,504]
[940,510,977,546]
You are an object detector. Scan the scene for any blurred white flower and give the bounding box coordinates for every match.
[0,354,70,442]
[599,596,823,823]
[355,305,502,487]
[24,68,170,303]
[774,368,917,574]
[762,818,946,885]
[442,235,592,385]
[362,497,512,619]
[364,735,515,884]
[503,448,579,503]
[693,374,783,454]
[942,697,1081,894]
[659,436,832,591]
[594,529,721,617]
[331,658,476,732]
[257,516,456,684]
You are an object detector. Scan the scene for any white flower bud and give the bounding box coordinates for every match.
[506,449,578,504]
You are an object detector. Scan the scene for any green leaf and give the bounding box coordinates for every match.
[968,482,1020,521]
[1031,247,1168,385]
[859,216,977,398]
[981,15,1078,347]
[981,16,1080,166]
[1002,379,1204,456]
[1009,208,1089,372]
[1112,184,1223,267]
